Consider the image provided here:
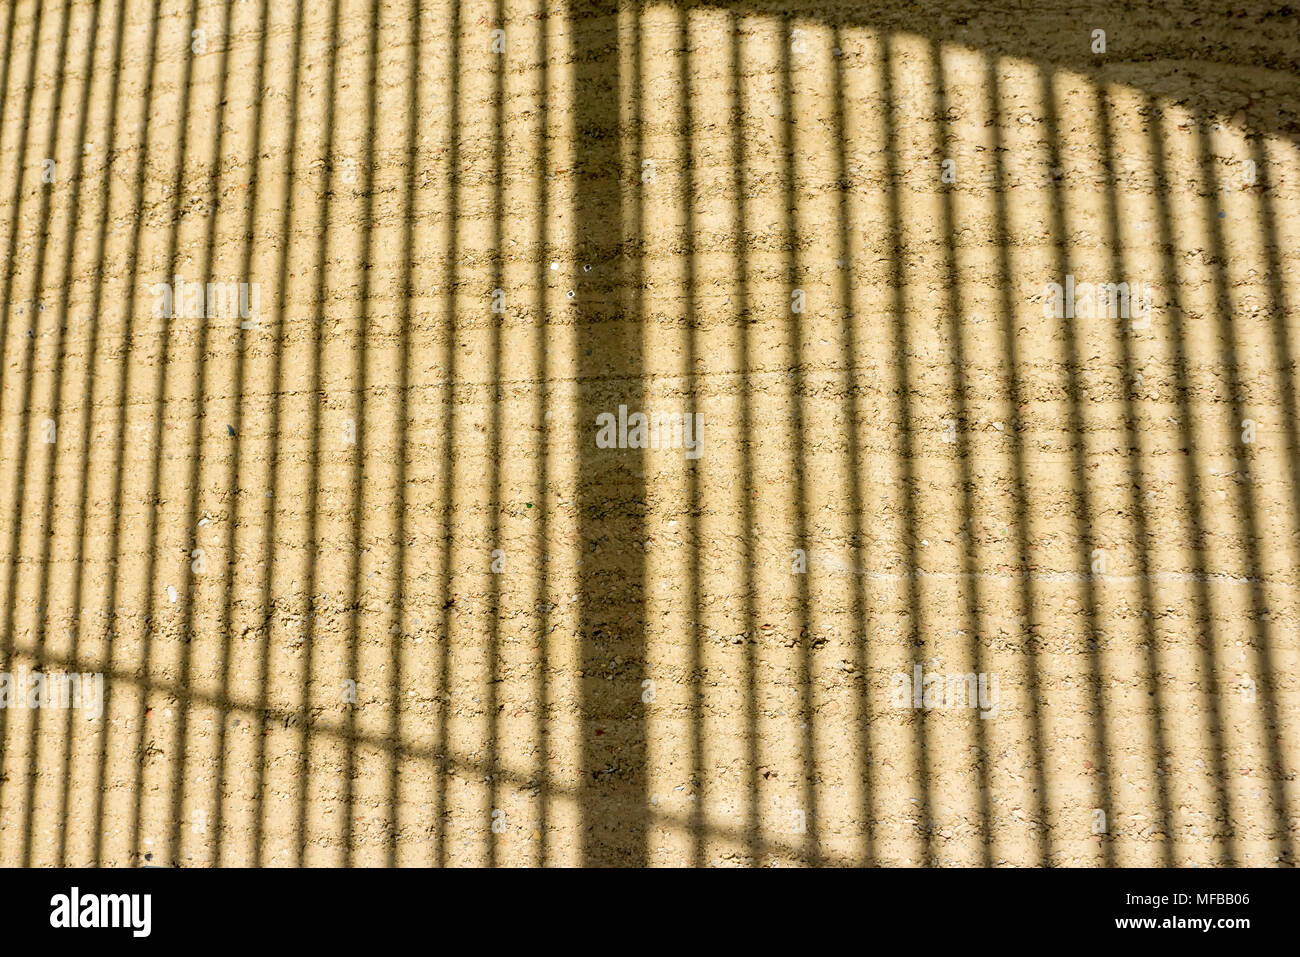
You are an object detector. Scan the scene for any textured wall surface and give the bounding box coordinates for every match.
[0,0,1297,866]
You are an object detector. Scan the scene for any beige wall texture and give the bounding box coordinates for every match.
[0,0,1297,866]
